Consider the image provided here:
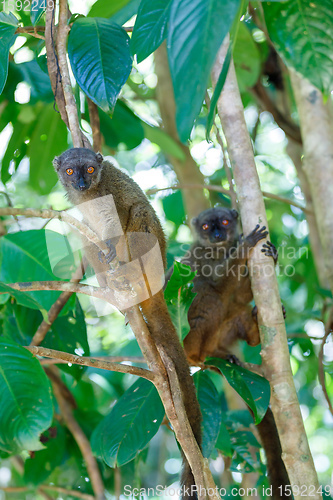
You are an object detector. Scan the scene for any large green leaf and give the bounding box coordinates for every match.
[28,104,67,194]
[91,379,164,467]
[194,371,222,458]
[206,358,270,424]
[263,0,333,94]
[167,0,241,142]
[30,0,46,25]
[0,339,53,454]
[0,12,18,94]
[131,0,172,63]
[99,100,144,150]
[88,0,132,18]
[2,299,88,380]
[0,230,75,312]
[68,18,132,113]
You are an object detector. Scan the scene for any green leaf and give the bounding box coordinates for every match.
[99,100,144,150]
[206,40,232,141]
[194,372,222,458]
[111,0,141,25]
[0,12,18,95]
[168,0,241,142]
[215,419,232,456]
[2,299,88,380]
[143,123,186,160]
[28,104,67,194]
[0,230,74,312]
[206,358,270,424]
[162,190,185,228]
[131,0,172,63]
[30,0,46,25]
[0,339,53,454]
[233,22,261,92]
[18,60,53,103]
[164,262,196,342]
[88,0,132,18]
[164,261,196,302]
[0,282,47,313]
[24,424,66,484]
[68,18,132,113]
[263,0,333,94]
[91,379,164,467]
[1,121,33,184]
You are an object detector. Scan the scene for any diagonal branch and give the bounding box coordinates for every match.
[26,346,156,382]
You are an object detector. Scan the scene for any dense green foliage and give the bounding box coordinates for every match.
[0,0,332,498]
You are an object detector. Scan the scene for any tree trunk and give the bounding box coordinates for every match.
[212,42,320,499]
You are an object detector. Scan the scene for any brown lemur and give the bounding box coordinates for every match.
[53,148,201,498]
[178,207,289,499]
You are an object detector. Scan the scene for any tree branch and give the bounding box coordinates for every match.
[212,40,320,498]
[146,184,310,213]
[30,263,85,346]
[318,309,333,417]
[26,346,155,382]
[87,98,102,152]
[57,0,83,148]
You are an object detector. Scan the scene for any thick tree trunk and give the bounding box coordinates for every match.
[290,71,333,294]
[212,43,320,499]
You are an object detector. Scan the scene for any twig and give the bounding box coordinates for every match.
[39,355,146,364]
[0,207,108,253]
[87,98,102,152]
[251,82,302,145]
[16,26,45,39]
[25,346,156,382]
[48,367,106,500]
[30,263,85,346]
[318,309,333,416]
[57,0,83,148]
[146,184,310,213]
[205,91,237,209]
[6,280,108,300]
[40,486,94,500]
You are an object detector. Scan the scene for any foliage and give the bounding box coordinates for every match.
[0,0,332,497]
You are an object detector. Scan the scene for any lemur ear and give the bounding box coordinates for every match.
[96,152,103,164]
[191,217,198,227]
[231,209,238,219]
[53,156,60,170]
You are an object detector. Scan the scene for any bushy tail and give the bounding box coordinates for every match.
[141,291,202,499]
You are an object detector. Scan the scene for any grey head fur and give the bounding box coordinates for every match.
[53,148,104,194]
[191,207,239,245]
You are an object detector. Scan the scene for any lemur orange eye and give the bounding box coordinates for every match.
[202,223,209,230]
[87,166,95,174]
[222,219,229,226]
[66,168,73,176]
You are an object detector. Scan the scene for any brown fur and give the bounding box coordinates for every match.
[54,148,202,498]
[180,207,289,499]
